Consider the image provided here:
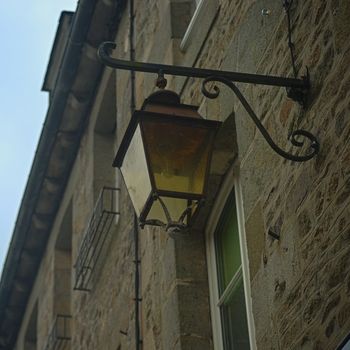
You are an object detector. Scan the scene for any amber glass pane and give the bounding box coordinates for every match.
[120,125,152,216]
[141,119,213,195]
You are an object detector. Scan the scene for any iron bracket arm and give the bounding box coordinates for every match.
[98,42,309,90]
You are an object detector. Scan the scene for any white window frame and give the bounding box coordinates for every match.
[180,0,219,52]
[205,164,257,350]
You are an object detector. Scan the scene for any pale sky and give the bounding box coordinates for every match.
[0,1,78,271]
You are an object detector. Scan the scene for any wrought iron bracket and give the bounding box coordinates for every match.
[286,68,310,107]
[98,42,308,91]
[97,41,319,162]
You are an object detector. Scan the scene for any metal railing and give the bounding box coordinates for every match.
[43,315,71,350]
[74,187,120,291]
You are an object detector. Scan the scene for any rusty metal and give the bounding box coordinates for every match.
[201,76,319,162]
[98,42,309,90]
[283,0,297,78]
[155,71,167,89]
[140,194,203,237]
[97,41,319,162]
[74,187,120,291]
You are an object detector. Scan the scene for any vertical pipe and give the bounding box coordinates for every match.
[130,0,136,112]
[129,0,141,349]
[134,212,141,350]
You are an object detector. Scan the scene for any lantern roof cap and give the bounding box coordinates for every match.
[142,89,180,108]
[114,89,222,168]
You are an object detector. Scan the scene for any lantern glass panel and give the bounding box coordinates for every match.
[141,119,213,196]
[120,125,152,216]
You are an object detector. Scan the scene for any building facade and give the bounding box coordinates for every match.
[1,0,350,349]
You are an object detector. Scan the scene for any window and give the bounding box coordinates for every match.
[54,201,72,319]
[170,0,219,54]
[43,201,73,349]
[206,173,256,349]
[180,0,219,52]
[73,71,120,292]
[338,335,350,350]
[215,190,250,349]
[170,0,198,39]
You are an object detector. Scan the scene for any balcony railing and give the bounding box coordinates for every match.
[43,314,71,350]
[74,187,120,291]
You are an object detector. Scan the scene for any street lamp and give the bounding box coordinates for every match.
[114,89,221,235]
[98,41,319,235]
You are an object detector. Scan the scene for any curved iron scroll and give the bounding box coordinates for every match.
[202,76,319,162]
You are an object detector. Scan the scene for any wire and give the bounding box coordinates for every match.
[283,0,298,78]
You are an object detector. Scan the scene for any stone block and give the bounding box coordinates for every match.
[245,201,265,280]
[177,282,211,339]
[161,286,181,350]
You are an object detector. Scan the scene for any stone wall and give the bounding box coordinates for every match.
[13,0,350,349]
[159,0,350,348]
[235,1,350,349]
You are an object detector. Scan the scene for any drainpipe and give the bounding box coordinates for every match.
[129,0,142,349]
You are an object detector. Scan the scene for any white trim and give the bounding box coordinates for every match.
[205,164,257,350]
[206,225,225,350]
[205,164,235,235]
[234,175,257,350]
[205,165,234,350]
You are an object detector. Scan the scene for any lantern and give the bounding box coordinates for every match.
[114,90,221,235]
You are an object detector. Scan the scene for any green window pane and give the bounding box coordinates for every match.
[214,189,250,350]
[220,273,250,350]
[215,190,242,294]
